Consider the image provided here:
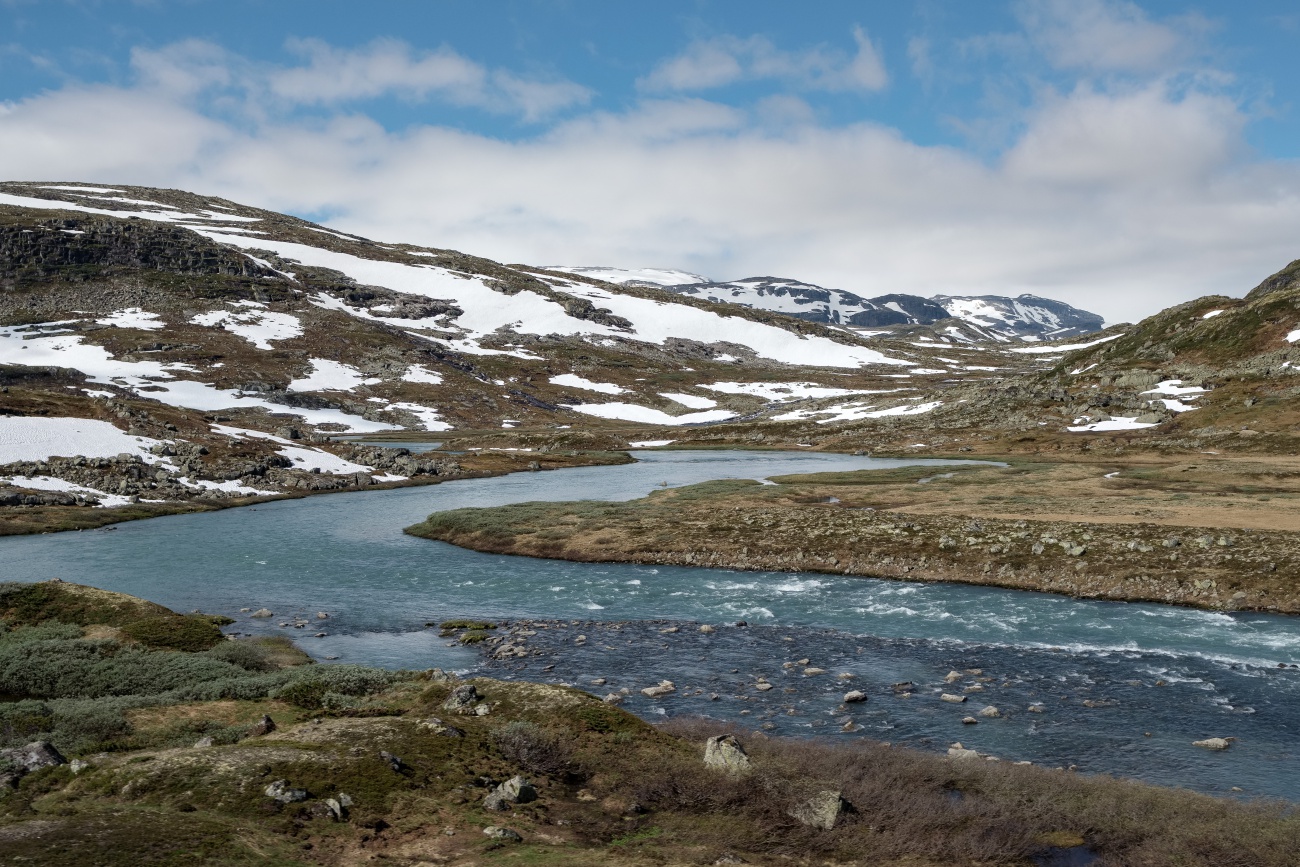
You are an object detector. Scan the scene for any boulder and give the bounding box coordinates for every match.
[940,693,967,703]
[483,775,538,811]
[264,780,309,803]
[250,608,274,618]
[0,742,67,776]
[641,680,676,698]
[416,717,464,737]
[843,690,867,703]
[703,734,752,775]
[789,790,849,830]
[442,683,481,713]
[1193,737,1235,751]
[977,706,1001,718]
[379,751,405,772]
[483,826,523,842]
[947,743,981,760]
[248,714,276,737]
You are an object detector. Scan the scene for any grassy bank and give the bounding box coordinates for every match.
[3,580,1299,866]
[406,456,1300,613]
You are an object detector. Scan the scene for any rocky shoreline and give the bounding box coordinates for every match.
[407,476,1300,614]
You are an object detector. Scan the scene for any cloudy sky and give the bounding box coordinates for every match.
[2,1,1299,323]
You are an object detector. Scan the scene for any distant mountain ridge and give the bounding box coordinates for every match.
[551,268,1105,342]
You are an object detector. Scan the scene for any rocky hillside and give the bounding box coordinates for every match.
[550,268,1105,341]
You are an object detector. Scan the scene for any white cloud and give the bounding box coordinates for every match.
[1,37,1298,327]
[1016,0,1208,73]
[641,27,887,93]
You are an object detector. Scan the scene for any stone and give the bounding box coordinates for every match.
[803,667,827,676]
[843,690,867,703]
[0,742,67,776]
[948,743,981,760]
[1027,704,1045,713]
[193,736,214,748]
[248,714,276,737]
[789,790,849,830]
[698,624,715,633]
[443,683,481,713]
[379,751,405,771]
[755,681,774,692]
[603,693,624,704]
[483,776,537,811]
[69,759,89,774]
[264,779,309,803]
[315,612,329,620]
[473,703,492,716]
[1193,737,1234,751]
[417,717,465,738]
[944,670,963,683]
[703,734,752,775]
[977,706,1001,718]
[940,693,966,703]
[641,680,676,698]
[483,826,523,842]
[250,608,273,618]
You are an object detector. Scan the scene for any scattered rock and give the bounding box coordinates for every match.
[803,667,827,676]
[703,734,752,775]
[248,714,276,737]
[483,826,523,842]
[962,716,978,725]
[315,612,329,620]
[0,742,66,786]
[442,683,481,713]
[250,608,273,618]
[1193,737,1235,751]
[977,705,1001,718]
[843,690,867,703]
[264,780,309,803]
[193,736,214,748]
[940,693,967,704]
[947,743,981,760]
[379,750,405,772]
[416,717,465,737]
[944,670,963,683]
[483,776,537,811]
[789,790,849,830]
[698,624,715,634]
[1027,704,1045,713]
[754,681,774,692]
[641,680,676,698]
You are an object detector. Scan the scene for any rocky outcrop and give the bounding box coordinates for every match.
[789,790,849,830]
[703,735,751,775]
[483,776,537,811]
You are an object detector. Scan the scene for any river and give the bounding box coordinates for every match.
[3,449,1298,800]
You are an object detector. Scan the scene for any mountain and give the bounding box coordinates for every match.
[556,269,1105,342]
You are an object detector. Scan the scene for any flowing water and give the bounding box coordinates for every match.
[3,450,1298,800]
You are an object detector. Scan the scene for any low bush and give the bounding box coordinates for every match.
[203,639,275,672]
[490,720,576,778]
[120,615,225,652]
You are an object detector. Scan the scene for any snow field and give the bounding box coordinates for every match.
[563,403,738,426]
[190,302,303,350]
[0,417,169,464]
[0,475,133,508]
[288,359,381,392]
[550,373,626,394]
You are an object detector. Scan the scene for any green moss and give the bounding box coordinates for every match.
[439,619,497,631]
[0,581,172,628]
[120,615,225,652]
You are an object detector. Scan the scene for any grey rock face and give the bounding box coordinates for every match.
[264,779,309,803]
[789,790,849,830]
[442,683,481,713]
[703,734,752,775]
[483,775,537,811]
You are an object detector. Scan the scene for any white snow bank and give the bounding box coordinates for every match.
[774,400,943,424]
[401,364,443,385]
[1068,416,1158,432]
[1287,329,1300,344]
[177,477,274,496]
[0,474,132,507]
[0,417,167,464]
[550,373,626,394]
[1009,334,1123,354]
[288,359,380,392]
[211,425,377,474]
[0,324,395,432]
[702,381,873,401]
[629,439,676,448]
[96,308,165,330]
[190,302,302,349]
[382,402,452,431]
[659,392,717,409]
[565,403,737,425]
[544,266,708,286]
[1141,380,1205,397]
[1202,309,1225,319]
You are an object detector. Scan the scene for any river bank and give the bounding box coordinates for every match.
[4,580,1300,867]
[407,455,1300,614]
[0,448,633,536]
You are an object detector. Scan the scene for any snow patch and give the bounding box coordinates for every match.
[1009,333,1123,354]
[1,475,132,507]
[1068,416,1159,432]
[659,392,717,409]
[401,364,443,385]
[565,403,737,425]
[550,373,626,395]
[190,302,302,350]
[0,417,168,464]
[288,359,381,392]
[96,308,165,331]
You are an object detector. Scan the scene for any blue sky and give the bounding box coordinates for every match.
[2,1,1300,321]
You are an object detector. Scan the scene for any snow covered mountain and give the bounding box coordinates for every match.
[557,269,1105,342]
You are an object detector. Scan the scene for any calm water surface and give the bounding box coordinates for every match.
[3,450,1298,800]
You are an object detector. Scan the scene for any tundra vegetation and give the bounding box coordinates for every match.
[1,580,1298,866]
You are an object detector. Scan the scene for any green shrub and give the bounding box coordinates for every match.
[0,700,54,744]
[490,720,575,777]
[203,639,275,672]
[120,615,225,652]
[272,665,397,709]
